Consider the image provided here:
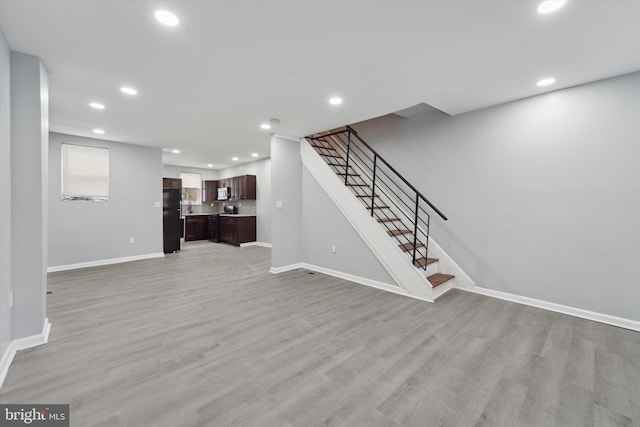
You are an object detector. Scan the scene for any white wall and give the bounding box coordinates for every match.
[302,166,396,284]
[271,136,302,268]
[0,28,11,359]
[162,164,219,181]
[353,72,640,322]
[10,52,48,339]
[49,133,163,268]
[218,158,271,244]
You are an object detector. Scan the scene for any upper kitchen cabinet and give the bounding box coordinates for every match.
[163,178,182,189]
[233,175,256,200]
[202,180,219,202]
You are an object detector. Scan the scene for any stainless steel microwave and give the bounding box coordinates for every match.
[217,187,230,200]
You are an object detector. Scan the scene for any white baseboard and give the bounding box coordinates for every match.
[0,318,50,389]
[467,287,640,332]
[47,253,165,272]
[269,263,305,274]
[270,262,435,303]
[240,241,272,248]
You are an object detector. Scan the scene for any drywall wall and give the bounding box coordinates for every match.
[0,28,11,359]
[271,136,302,268]
[218,158,272,244]
[352,72,640,322]
[302,165,396,284]
[10,52,48,338]
[162,164,219,181]
[49,133,163,268]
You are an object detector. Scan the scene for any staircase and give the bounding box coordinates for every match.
[306,126,455,290]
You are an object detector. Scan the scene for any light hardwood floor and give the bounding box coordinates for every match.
[1,241,639,426]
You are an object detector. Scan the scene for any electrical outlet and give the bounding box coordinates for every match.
[210,203,214,207]
[153,201,161,208]
[239,202,242,207]
[331,245,336,253]
[276,200,283,209]
[129,237,136,244]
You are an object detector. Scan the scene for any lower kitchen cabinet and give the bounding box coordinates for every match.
[184,215,208,241]
[218,216,256,246]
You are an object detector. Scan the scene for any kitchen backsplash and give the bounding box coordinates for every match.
[181,200,256,215]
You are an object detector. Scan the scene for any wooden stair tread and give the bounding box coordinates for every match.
[414,257,438,268]
[346,183,369,187]
[356,194,379,198]
[387,229,411,236]
[320,153,342,158]
[377,217,400,222]
[337,172,360,177]
[427,273,455,287]
[399,242,425,252]
[367,205,390,210]
[327,163,349,167]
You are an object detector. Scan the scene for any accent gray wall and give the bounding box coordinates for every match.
[302,166,396,284]
[49,133,163,268]
[219,158,272,244]
[271,136,302,268]
[0,29,11,357]
[10,52,48,338]
[353,72,640,322]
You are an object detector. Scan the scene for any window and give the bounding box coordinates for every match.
[61,144,109,201]
[180,172,201,205]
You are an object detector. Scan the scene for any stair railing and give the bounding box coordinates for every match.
[309,126,447,269]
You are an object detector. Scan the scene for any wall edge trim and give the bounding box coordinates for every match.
[47,253,165,273]
[466,286,640,332]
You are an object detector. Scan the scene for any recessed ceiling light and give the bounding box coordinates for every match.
[537,0,567,14]
[251,153,259,158]
[172,149,180,154]
[93,129,105,135]
[207,164,213,168]
[89,102,105,110]
[120,86,138,95]
[155,10,179,27]
[232,157,239,161]
[536,77,556,87]
[260,123,271,130]
[329,97,343,105]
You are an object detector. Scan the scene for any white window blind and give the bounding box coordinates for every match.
[61,144,109,201]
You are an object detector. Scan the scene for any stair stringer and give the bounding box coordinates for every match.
[301,138,437,301]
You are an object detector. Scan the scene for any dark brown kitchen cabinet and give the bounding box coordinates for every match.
[236,175,256,200]
[184,215,208,241]
[163,178,182,189]
[218,216,256,246]
[202,180,219,202]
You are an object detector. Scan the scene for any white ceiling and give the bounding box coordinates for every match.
[1,0,639,169]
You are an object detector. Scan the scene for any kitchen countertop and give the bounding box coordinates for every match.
[218,214,256,217]
[181,213,211,216]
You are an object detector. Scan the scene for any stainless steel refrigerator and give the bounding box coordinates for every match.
[163,188,181,253]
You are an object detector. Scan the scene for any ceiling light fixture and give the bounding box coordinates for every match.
[329,97,343,105]
[232,157,239,161]
[155,10,180,27]
[536,77,556,87]
[172,149,180,154]
[120,86,138,95]
[207,164,214,168]
[252,153,259,158]
[93,129,105,135]
[89,102,105,110]
[260,123,271,130]
[537,0,567,14]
